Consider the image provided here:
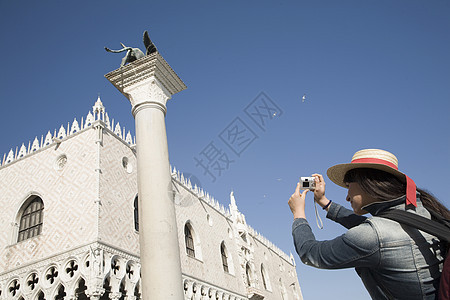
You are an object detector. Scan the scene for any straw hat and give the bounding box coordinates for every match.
[327,149,417,206]
[327,149,403,188]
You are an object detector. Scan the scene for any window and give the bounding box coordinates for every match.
[240,232,247,243]
[221,242,229,273]
[100,278,111,300]
[246,263,252,287]
[261,265,267,289]
[183,222,202,260]
[134,196,139,231]
[55,284,66,300]
[75,278,88,300]
[37,291,45,300]
[18,196,44,242]
[261,263,271,291]
[184,224,195,257]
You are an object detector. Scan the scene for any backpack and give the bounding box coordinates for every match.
[378,209,450,300]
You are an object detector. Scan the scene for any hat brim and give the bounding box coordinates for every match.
[327,163,406,188]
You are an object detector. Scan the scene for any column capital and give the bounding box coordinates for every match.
[105,52,186,115]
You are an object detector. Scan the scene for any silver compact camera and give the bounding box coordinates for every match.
[299,177,316,190]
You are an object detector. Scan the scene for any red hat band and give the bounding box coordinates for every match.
[351,157,417,207]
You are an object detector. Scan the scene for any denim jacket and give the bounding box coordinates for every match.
[292,194,445,299]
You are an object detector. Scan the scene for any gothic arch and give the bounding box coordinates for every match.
[24,270,40,295]
[14,192,44,220]
[100,277,112,300]
[184,221,202,260]
[118,279,127,300]
[34,290,45,300]
[220,241,234,275]
[260,263,271,291]
[133,195,139,231]
[74,277,88,300]
[14,193,44,243]
[245,262,254,287]
[42,265,60,289]
[54,283,67,300]
[61,257,80,282]
[125,261,139,282]
[6,277,21,299]
[134,280,141,299]
[109,255,126,278]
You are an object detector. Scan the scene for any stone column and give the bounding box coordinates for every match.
[105,53,186,299]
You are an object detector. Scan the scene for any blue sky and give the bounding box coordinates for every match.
[1,1,449,299]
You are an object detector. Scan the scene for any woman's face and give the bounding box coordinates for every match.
[346,182,376,215]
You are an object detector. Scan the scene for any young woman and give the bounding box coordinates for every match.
[288,149,449,299]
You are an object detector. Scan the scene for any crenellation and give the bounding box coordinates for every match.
[125,131,133,144]
[18,144,27,159]
[85,111,95,128]
[44,131,52,147]
[114,122,122,138]
[0,97,136,168]
[31,137,40,152]
[70,118,80,134]
[6,149,14,164]
[57,125,66,139]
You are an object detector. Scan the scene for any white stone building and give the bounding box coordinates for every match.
[0,98,302,300]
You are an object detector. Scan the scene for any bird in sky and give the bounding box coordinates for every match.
[302,94,306,102]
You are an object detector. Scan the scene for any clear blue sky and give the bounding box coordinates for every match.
[1,1,449,299]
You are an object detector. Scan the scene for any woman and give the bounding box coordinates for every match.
[289,149,448,299]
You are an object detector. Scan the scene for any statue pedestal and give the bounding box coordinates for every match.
[105,53,186,299]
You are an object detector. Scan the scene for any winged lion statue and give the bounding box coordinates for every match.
[105,31,158,67]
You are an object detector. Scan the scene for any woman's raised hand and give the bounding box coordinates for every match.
[288,182,309,219]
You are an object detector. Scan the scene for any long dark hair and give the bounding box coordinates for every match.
[344,168,450,220]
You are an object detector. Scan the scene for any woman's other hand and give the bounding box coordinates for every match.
[288,182,309,219]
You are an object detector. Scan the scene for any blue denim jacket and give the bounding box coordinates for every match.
[292,195,445,299]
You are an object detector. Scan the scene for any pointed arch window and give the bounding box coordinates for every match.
[220,242,229,273]
[75,278,88,300]
[37,291,45,300]
[55,284,66,300]
[261,265,267,289]
[134,196,139,231]
[184,224,195,257]
[18,196,44,242]
[100,278,111,300]
[261,263,271,291]
[246,263,252,287]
